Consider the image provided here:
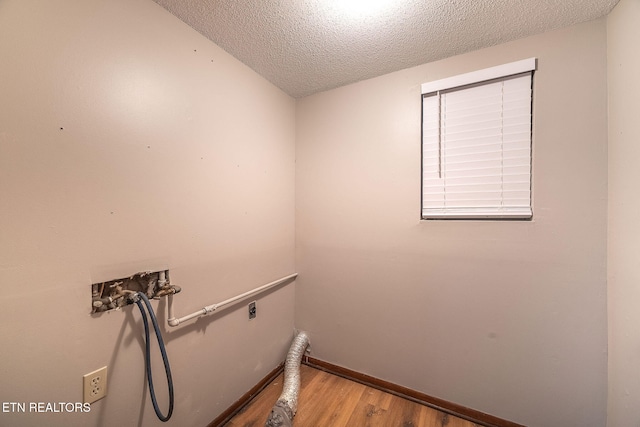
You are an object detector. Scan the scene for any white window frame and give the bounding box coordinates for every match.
[421,58,536,220]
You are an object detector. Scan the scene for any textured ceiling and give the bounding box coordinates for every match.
[152,0,619,98]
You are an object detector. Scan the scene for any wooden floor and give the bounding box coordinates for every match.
[224,364,481,427]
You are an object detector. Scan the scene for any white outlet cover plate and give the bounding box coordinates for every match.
[83,366,108,404]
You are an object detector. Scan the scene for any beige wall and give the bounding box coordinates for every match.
[295,19,608,427]
[0,1,627,426]
[0,0,295,426]
[607,0,640,425]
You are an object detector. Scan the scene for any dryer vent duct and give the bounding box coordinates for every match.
[265,331,310,427]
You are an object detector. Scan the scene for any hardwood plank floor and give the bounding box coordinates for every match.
[224,365,480,427]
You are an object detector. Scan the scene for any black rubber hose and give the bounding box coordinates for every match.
[134,293,174,422]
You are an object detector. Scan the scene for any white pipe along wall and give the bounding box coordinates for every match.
[167,273,298,326]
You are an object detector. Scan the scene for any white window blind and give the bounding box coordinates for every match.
[421,59,535,219]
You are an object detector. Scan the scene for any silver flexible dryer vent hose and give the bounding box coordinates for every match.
[265,331,310,427]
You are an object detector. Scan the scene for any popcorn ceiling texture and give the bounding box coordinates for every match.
[152,0,619,98]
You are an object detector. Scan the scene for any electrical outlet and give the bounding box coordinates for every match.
[248,301,256,320]
[83,366,107,404]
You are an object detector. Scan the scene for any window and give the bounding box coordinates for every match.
[421,58,536,220]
